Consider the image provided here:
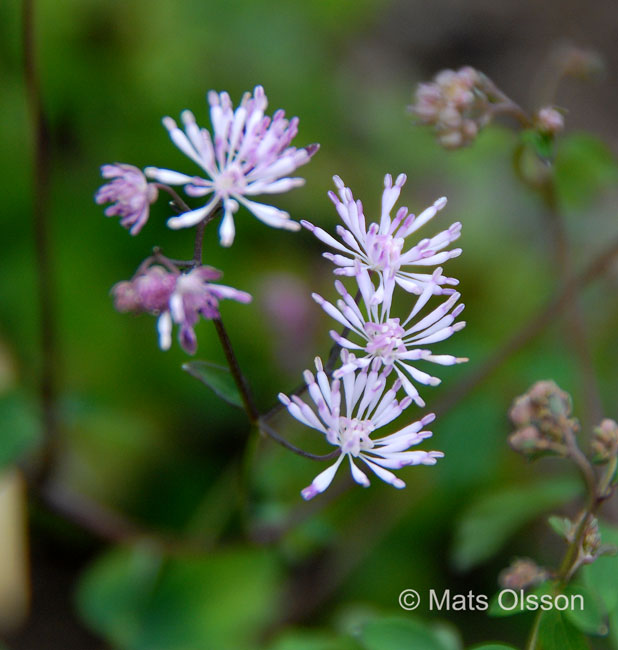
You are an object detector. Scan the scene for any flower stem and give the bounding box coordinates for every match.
[258,419,341,461]
[212,317,259,423]
[23,0,59,483]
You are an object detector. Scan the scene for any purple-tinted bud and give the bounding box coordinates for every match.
[135,266,177,312]
[499,558,547,590]
[111,281,141,312]
[591,418,618,463]
[95,163,158,235]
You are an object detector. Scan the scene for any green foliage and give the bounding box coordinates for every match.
[76,544,280,650]
[359,617,461,650]
[536,609,590,650]
[555,133,618,209]
[468,645,518,650]
[451,477,581,570]
[182,360,243,408]
[268,631,362,650]
[0,391,41,470]
[563,584,608,636]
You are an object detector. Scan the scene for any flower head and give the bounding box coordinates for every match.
[312,268,466,405]
[112,265,251,354]
[279,355,443,499]
[95,164,158,235]
[144,85,318,246]
[302,174,461,302]
[410,67,486,149]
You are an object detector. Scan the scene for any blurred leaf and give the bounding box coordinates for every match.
[77,544,279,650]
[536,609,590,650]
[563,583,608,636]
[268,630,362,650]
[468,645,518,650]
[182,361,243,408]
[360,617,460,650]
[488,583,552,618]
[548,515,572,540]
[452,477,581,570]
[0,391,41,470]
[555,133,618,209]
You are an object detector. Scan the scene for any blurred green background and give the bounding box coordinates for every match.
[1,0,618,648]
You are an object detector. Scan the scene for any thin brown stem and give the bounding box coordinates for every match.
[258,419,341,462]
[23,0,59,483]
[154,183,192,214]
[213,317,259,423]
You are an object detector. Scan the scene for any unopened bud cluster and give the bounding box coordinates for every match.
[410,67,487,149]
[591,419,618,463]
[499,558,548,590]
[508,380,577,458]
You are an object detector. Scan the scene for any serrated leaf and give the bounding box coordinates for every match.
[536,609,590,650]
[563,584,608,636]
[452,477,581,571]
[76,544,279,650]
[360,617,459,650]
[548,515,572,540]
[0,391,41,470]
[182,360,243,408]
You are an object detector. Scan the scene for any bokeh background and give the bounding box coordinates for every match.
[2,0,618,648]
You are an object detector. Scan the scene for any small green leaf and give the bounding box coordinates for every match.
[452,477,581,571]
[548,515,572,540]
[563,584,608,636]
[0,391,41,470]
[360,617,459,650]
[536,609,590,650]
[182,360,243,408]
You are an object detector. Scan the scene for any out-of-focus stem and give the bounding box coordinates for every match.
[430,234,618,418]
[258,419,340,462]
[23,0,58,481]
[538,179,604,431]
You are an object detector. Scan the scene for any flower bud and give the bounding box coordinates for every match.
[499,558,547,590]
[591,419,618,463]
[535,107,565,136]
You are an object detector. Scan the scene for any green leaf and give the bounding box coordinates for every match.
[452,477,581,571]
[488,583,552,618]
[536,609,590,650]
[182,360,243,408]
[563,584,608,636]
[76,544,279,650]
[360,617,460,650]
[581,522,618,614]
[555,133,618,209]
[548,515,572,540]
[468,645,518,650]
[0,391,41,470]
[268,631,362,650]
[521,129,554,160]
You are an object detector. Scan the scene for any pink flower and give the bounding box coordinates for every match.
[112,265,251,354]
[145,85,318,246]
[312,266,467,406]
[279,356,443,500]
[302,174,462,306]
[96,164,158,235]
